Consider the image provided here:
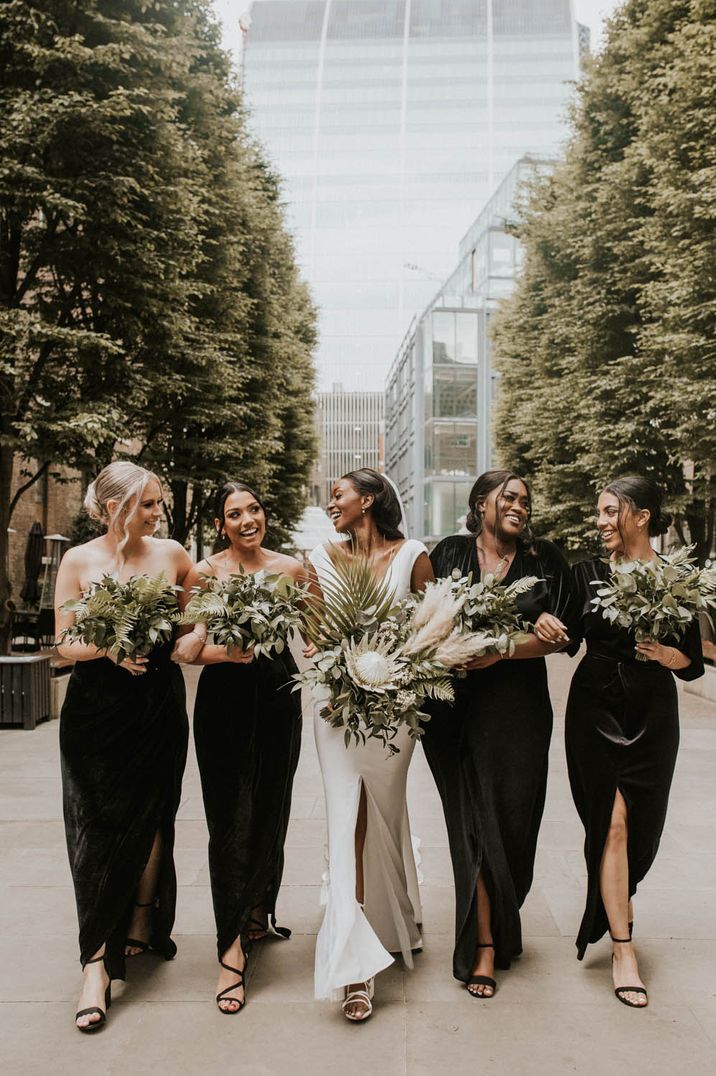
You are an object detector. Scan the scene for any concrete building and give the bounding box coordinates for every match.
[385,155,550,543]
[311,388,385,507]
[241,0,584,391]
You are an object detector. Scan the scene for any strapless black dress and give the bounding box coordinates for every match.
[193,652,302,957]
[60,642,189,979]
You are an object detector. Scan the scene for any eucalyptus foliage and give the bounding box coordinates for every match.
[589,546,716,659]
[449,570,540,658]
[60,573,179,663]
[178,569,306,658]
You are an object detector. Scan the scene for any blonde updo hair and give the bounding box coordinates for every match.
[85,461,161,560]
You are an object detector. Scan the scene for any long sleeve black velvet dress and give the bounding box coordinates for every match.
[60,641,189,980]
[193,650,301,958]
[423,536,578,981]
[566,558,704,958]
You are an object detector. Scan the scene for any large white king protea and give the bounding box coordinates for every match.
[296,548,481,753]
[344,634,405,692]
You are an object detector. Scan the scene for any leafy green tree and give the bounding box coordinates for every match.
[493,0,715,561]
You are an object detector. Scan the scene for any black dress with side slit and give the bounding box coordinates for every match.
[193,651,301,958]
[422,536,577,981]
[60,641,188,979]
[565,557,704,958]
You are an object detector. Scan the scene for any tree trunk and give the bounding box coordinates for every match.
[0,447,15,655]
[170,479,189,544]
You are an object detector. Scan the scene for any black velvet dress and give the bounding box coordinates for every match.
[60,642,189,980]
[193,651,302,958]
[423,536,577,981]
[566,558,704,958]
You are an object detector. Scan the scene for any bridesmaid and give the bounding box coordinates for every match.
[563,476,703,1007]
[179,482,306,1014]
[423,469,577,998]
[308,469,433,1021]
[55,462,196,1032]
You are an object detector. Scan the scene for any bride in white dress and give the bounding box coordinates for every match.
[307,469,433,1021]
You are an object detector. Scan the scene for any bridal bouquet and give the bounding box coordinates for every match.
[177,569,306,658]
[297,553,493,754]
[590,546,716,660]
[447,570,540,657]
[60,573,180,663]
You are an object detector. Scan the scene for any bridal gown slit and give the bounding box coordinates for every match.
[310,539,426,1001]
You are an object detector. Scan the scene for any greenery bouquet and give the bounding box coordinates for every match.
[297,553,494,754]
[177,569,306,658]
[590,547,716,661]
[446,569,540,658]
[60,574,180,663]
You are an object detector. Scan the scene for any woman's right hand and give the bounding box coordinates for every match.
[534,612,570,646]
[227,646,255,664]
[111,653,149,676]
[303,641,318,659]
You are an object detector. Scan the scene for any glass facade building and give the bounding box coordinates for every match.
[385,156,549,542]
[241,1,582,391]
[311,388,385,506]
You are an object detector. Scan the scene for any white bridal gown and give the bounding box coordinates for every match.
[310,539,427,1000]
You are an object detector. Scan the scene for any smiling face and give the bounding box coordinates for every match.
[597,490,650,555]
[326,478,371,534]
[216,490,266,550]
[480,478,530,543]
[109,477,164,539]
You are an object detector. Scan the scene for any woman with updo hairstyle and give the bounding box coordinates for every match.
[176,480,308,1015]
[422,469,578,999]
[308,468,433,1021]
[561,476,703,1008]
[55,462,197,1033]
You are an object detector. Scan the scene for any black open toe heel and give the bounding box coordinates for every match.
[75,954,111,1033]
[467,942,497,999]
[610,934,648,1009]
[216,948,250,1015]
[126,899,155,956]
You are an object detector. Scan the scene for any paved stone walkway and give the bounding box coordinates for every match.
[1,654,715,1075]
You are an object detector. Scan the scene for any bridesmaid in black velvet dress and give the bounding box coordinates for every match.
[180,482,306,1014]
[563,476,703,1008]
[423,470,577,998]
[55,462,198,1032]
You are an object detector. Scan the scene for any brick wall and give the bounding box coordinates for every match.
[8,462,83,605]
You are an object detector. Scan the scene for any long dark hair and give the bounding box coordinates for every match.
[213,480,268,551]
[466,469,536,552]
[602,475,671,541]
[341,468,404,541]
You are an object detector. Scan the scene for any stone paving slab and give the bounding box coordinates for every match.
[1,655,714,1075]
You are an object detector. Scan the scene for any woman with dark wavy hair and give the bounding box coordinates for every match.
[562,476,703,1008]
[423,470,577,999]
[178,481,308,1015]
[308,468,433,1021]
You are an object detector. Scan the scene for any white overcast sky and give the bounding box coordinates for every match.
[212,1,624,61]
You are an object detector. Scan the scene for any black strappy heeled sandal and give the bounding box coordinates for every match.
[126,899,156,956]
[75,954,112,1033]
[216,948,250,1015]
[610,935,648,1008]
[467,942,497,999]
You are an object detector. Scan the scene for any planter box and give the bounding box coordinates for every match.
[0,654,52,729]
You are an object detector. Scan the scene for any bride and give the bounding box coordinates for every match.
[307,468,433,1021]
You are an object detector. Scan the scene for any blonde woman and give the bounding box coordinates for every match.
[55,462,199,1033]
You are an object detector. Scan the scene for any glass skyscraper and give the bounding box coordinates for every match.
[241,1,582,391]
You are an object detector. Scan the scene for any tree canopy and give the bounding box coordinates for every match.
[493,0,716,562]
[0,0,316,644]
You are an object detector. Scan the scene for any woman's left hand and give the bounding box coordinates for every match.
[171,631,205,664]
[635,639,673,666]
[459,652,502,671]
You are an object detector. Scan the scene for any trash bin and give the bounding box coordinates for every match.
[0,654,52,729]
